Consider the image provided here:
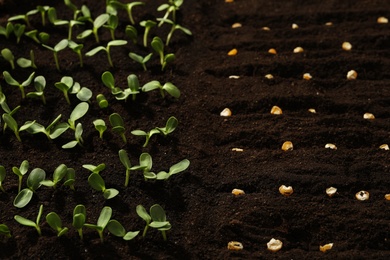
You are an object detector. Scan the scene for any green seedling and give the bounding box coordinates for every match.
[0,224,11,238]
[8,9,38,28]
[109,113,126,143]
[137,204,171,240]
[40,164,68,188]
[46,212,69,237]
[14,205,44,236]
[107,220,139,240]
[104,14,118,40]
[12,160,29,193]
[26,114,69,140]
[0,93,20,132]
[129,52,152,71]
[157,18,192,46]
[101,71,120,94]
[156,159,190,180]
[96,94,109,108]
[38,32,50,44]
[17,50,37,69]
[140,20,156,47]
[83,163,106,174]
[85,40,127,67]
[13,23,26,44]
[37,5,50,26]
[130,152,156,180]
[64,0,79,19]
[48,7,84,39]
[1,48,15,69]
[68,102,89,130]
[2,113,35,142]
[142,80,180,99]
[0,22,14,39]
[88,173,119,200]
[84,206,112,243]
[131,128,159,147]
[26,75,46,104]
[157,0,182,26]
[136,205,151,237]
[151,36,175,70]
[70,82,92,102]
[93,119,107,139]
[13,168,46,208]
[62,123,84,149]
[77,13,109,43]
[118,149,132,186]
[0,165,6,192]
[55,76,74,104]
[77,5,93,23]
[42,39,68,71]
[111,1,144,24]
[73,204,86,239]
[3,71,35,99]
[63,168,76,190]
[125,25,137,44]
[25,30,40,43]
[68,40,84,67]
[106,0,119,15]
[115,74,141,101]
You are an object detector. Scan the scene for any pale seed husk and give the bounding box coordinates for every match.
[229,75,240,79]
[363,113,375,120]
[232,189,245,195]
[347,70,357,80]
[385,194,390,200]
[292,23,299,29]
[303,73,312,80]
[281,141,293,151]
[265,74,274,79]
[220,108,232,117]
[319,243,333,253]
[377,17,388,24]
[232,23,242,28]
[279,185,293,196]
[262,26,271,31]
[355,190,369,201]
[325,22,333,26]
[293,47,304,53]
[379,144,389,150]
[270,106,282,115]
[325,143,337,150]
[308,108,317,113]
[228,48,237,56]
[267,238,283,252]
[231,148,244,152]
[326,187,337,197]
[268,48,277,54]
[342,42,352,51]
[227,241,243,250]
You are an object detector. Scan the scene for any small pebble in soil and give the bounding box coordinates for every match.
[308,108,317,113]
[363,112,375,120]
[342,42,352,51]
[325,143,337,150]
[270,106,282,115]
[355,190,369,201]
[268,48,277,54]
[326,187,337,197]
[227,241,243,250]
[228,48,237,56]
[231,23,242,28]
[262,26,271,31]
[377,16,388,23]
[293,46,304,53]
[292,23,299,29]
[231,148,244,152]
[220,108,232,117]
[319,243,333,253]
[229,75,240,79]
[232,189,245,195]
[265,74,274,79]
[379,144,389,150]
[267,238,283,252]
[303,73,312,80]
[346,70,357,80]
[279,185,293,196]
[281,141,293,151]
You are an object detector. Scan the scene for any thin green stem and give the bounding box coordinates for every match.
[77,52,83,67]
[142,225,149,237]
[107,51,114,67]
[36,225,42,236]
[125,169,130,187]
[78,229,83,239]
[161,230,167,241]
[53,52,60,71]
[14,130,21,142]
[63,91,70,104]
[20,86,25,99]
[18,176,22,193]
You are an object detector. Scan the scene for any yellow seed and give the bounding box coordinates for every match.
[355,190,369,201]
[308,108,316,113]
[265,74,274,79]
[232,189,245,195]
[231,148,244,152]
[228,48,237,56]
[229,75,240,79]
[319,243,333,253]
[220,108,232,117]
[326,187,337,197]
[347,70,357,80]
[225,0,234,2]
[379,144,389,150]
[267,238,283,252]
[262,26,271,31]
[385,194,390,200]
[325,143,337,150]
[281,141,293,151]
[270,106,282,115]
[377,17,388,24]
[363,113,375,120]
[325,22,333,26]
[292,23,299,29]
[303,73,312,80]
[342,42,352,51]
[268,48,277,54]
[293,47,304,53]
[279,185,293,196]
[227,241,243,250]
[232,23,242,28]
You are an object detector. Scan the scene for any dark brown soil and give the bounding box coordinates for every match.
[1,0,390,259]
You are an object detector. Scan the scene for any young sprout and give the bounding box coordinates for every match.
[17,50,37,69]
[63,168,76,190]
[107,220,139,240]
[40,164,68,188]
[156,159,190,180]
[131,128,159,147]
[37,5,50,26]
[125,25,137,44]
[129,52,152,71]
[84,206,112,243]
[85,40,127,67]
[13,23,26,44]
[26,114,69,140]
[38,32,50,44]
[0,93,20,132]
[130,152,155,180]
[0,22,14,39]
[0,224,11,238]
[111,1,144,24]
[0,165,5,192]
[12,160,29,193]
[62,123,84,149]
[137,204,171,240]
[77,13,110,43]
[136,205,150,237]
[13,168,46,208]
[70,82,92,102]
[68,102,89,130]
[156,18,192,46]
[68,40,84,67]
[118,149,132,186]
[48,7,84,40]
[26,75,46,104]
[2,113,35,142]
[1,48,15,69]
[25,30,41,43]
[8,9,38,28]
[109,113,127,143]
[3,71,35,99]
[55,76,75,104]
[96,94,109,108]
[93,119,107,139]
[151,37,175,70]
[88,173,119,200]
[118,74,141,101]
[101,71,121,94]
[73,204,86,239]
[103,14,118,40]
[83,163,106,174]
[46,212,69,237]
[14,205,44,236]
[42,39,69,71]
[142,80,180,99]
[140,20,157,47]
[157,0,183,26]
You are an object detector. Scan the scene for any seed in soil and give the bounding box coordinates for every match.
[379,144,389,150]
[281,141,293,151]
[270,106,282,115]
[303,73,312,80]
[279,185,293,196]
[231,23,242,28]
[355,191,369,201]
[377,17,388,23]
[267,238,283,252]
[228,48,237,56]
[308,108,316,113]
[231,148,244,152]
[342,42,352,51]
[232,189,245,196]
[262,26,271,31]
[326,187,337,197]
[347,70,357,80]
[220,108,232,117]
[268,48,277,54]
[292,23,299,29]
[363,113,375,120]
[325,143,337,150]
[229,75,240,79]
[227,241,243,250]
[319,243,333,252]
[293,47,304,53]
[265,74,274,79]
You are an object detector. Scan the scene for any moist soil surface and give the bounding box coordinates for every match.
[1,0,390,259]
